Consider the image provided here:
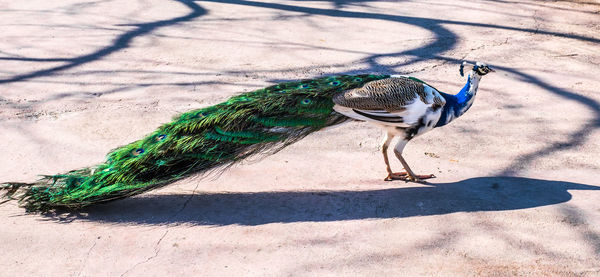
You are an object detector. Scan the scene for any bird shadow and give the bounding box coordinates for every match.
[44,176,599,226]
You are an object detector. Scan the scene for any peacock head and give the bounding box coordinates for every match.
[460,61,495,77]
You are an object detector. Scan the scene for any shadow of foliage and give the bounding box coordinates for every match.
[0,0,206,84]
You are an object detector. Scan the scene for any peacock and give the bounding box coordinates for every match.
[1,61,494,212]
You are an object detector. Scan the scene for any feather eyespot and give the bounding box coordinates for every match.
[299,84,310,89]
[300,98,312,105]
[354,77,362,82]
[155,134,167,141]
[196,112,206,118]
[330,81,340,86]
[278,90,287,93]
[132,148,145,156]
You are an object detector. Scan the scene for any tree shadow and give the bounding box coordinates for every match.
[484,0,600,14]
[44,176,599,226]
[0,0,206,84]
[290,0,384,9]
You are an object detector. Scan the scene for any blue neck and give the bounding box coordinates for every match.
[435,75,476,127]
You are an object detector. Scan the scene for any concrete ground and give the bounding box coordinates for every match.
[1,0,600,276]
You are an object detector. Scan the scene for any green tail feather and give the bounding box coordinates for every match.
[1,74,389,212]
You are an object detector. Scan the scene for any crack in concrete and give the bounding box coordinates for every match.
[532,10,541,34]
[118,183,199,277]
[176,183,200,217]
[119,230,169,277]
[76,240,97,277]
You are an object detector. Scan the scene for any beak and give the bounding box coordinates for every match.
[489,68,496,73]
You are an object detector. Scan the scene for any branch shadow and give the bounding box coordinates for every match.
[0,0,206,84]
[422,56,600,174]
[45,176,599,226]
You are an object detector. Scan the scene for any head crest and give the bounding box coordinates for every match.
[459,61,494,77]
[459,61,468,77]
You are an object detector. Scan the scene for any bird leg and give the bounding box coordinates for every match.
[382,136,409,181]
[393,150,435,182]
[381,132,395,180]
[387,140,435,182]
[381,132,408,181]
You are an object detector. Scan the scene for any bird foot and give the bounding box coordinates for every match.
[384,172,435,183]
[384,172,407,181]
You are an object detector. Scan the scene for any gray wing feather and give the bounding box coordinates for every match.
[332,77,426,111]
